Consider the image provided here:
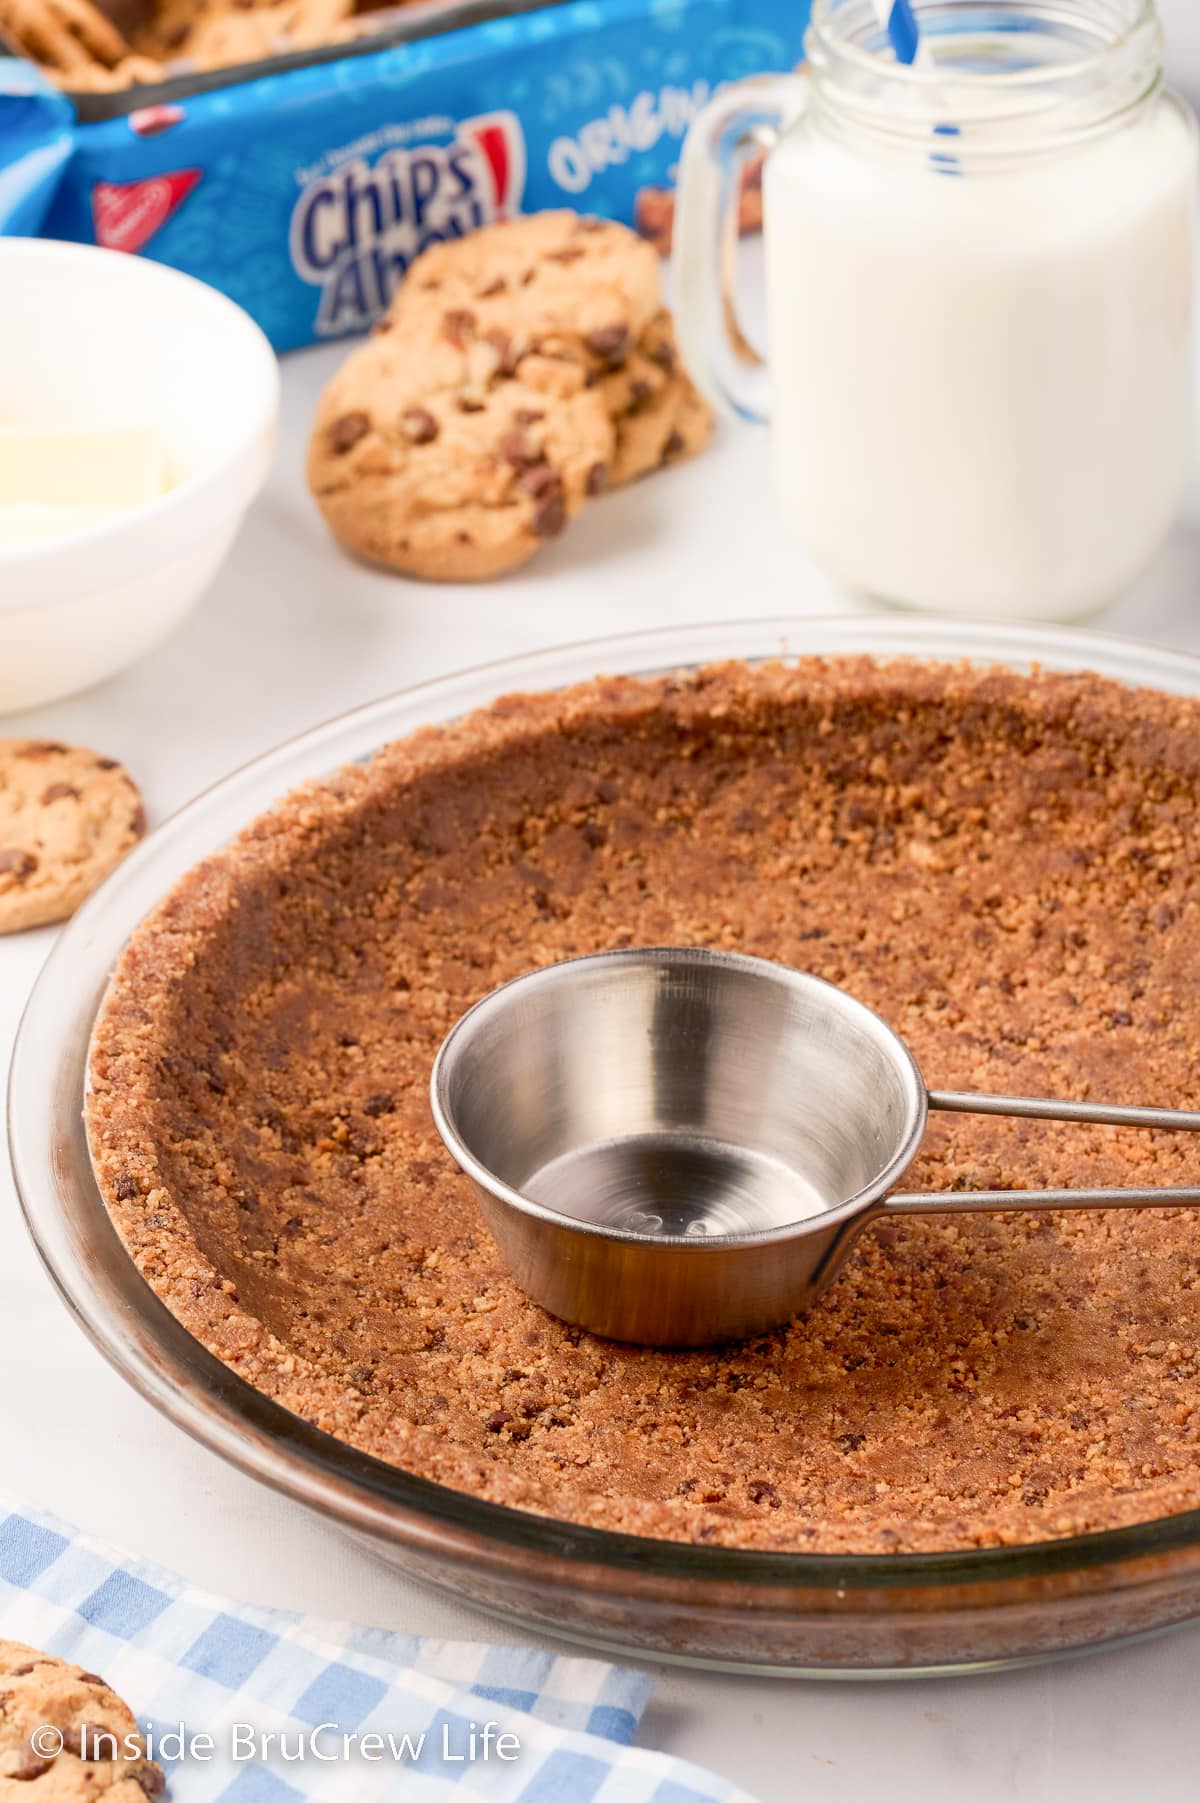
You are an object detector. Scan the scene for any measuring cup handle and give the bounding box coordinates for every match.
[885,1089,1200,1215]
[928,1090,1200,1133]
[674,71,807,423]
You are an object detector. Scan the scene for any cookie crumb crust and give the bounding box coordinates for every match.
[87,657,1200,1554]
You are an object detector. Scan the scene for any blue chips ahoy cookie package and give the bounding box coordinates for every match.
[0,0,810,349]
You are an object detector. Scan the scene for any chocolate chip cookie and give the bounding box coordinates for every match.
[0,741,146,934]
[308,317,613,581]
[131,0,354,69]
[397,210,663,360]
[0,0,128,80]
[1,0,382,86]
[0,1641,163,1795]
[600,311,715,486]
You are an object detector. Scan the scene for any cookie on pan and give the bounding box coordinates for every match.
[0,1639,164,1795]
[308,321,614,582]
[0,740,146,935]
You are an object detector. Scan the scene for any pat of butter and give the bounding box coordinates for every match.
[0,426,165,505]
[0,502,134,550]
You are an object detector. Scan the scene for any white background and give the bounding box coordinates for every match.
[8,23,1200,1785]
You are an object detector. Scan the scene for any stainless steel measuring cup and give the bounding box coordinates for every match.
[431,948,1200,1346]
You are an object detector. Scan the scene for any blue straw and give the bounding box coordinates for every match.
[887,0,922,66]
[874,0,958,172]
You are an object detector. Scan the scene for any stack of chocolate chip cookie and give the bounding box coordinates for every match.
[0,0,386,90]
[307,211,715,583]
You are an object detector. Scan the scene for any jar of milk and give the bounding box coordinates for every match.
[675,0,1197,621]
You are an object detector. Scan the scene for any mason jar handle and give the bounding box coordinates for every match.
[886,1091,1200,1214]
[675,72,808,424]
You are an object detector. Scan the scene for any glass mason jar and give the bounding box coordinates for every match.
[675,0,1198,621]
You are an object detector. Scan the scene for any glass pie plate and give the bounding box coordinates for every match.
[13,613,1200,1679]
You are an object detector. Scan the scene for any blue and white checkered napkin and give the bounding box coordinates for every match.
[0,1498,757,1803]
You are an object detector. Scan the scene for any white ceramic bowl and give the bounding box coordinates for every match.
[0,240,279,713]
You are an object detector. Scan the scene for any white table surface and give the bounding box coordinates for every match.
[4,338,1200,1803]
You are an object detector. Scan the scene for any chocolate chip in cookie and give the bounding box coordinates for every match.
[584,323,630,367]
[519,463,563,499]
[441,308,476,347]
[400,408,439,445]
[531,490,567,538]
[499,428,544,468]
[329,411,370,454]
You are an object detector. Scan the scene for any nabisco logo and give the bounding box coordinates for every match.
[290,112,527,336]
[92,169,201,255]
